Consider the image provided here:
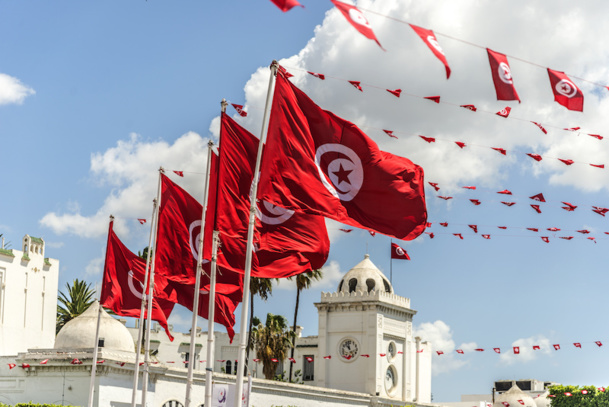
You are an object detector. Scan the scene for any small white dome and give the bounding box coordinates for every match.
[494,386,537,407]
[533,392,551,407]
[337,254,393,294]
[55,300,135,353]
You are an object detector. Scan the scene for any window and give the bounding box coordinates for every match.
[0,268,4,323]
[303,355,314,381]
[348,278,357,293]
[366,279,375,293]
[382,278,391,293]
[184,352,190,369]
[225,360,232,374]
[162,401,184,407]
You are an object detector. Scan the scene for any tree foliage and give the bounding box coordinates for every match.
[548,385,609,407]
[250,313,294,380]
[56,279,96,334]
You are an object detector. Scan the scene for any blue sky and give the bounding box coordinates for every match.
[3,0,609,402]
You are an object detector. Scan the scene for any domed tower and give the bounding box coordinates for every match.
[314,255,431,402]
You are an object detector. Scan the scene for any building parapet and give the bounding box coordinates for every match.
[319,289,411,308]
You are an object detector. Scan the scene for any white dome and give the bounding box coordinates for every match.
[337,254,393,294]
[494,386,537,407]
[55,300,135,353]
[533,392,551,407]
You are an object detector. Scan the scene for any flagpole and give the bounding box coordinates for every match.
[204,230,220,407]
[185,141,215,407]
[390,238,393,284]
[88,216,111,407]
[142,168,164,407]
[131,198,159,407]
[234,60,278,407]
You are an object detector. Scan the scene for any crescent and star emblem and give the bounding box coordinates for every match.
[128,270,145,300]
[396,247,405,256]
[556,79,577,98]
[251,173,295,225]
[189,220,211,264]
[348,8,371,28]
[426,35,445,55]
[315,143,364,202]
[498,62,513,84]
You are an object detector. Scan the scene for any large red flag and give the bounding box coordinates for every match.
[259,70,427,240]
[487,49,520,102]
[547,68,583,111]
[410,24,451,79]
[100,222,175,340]
[331,0,384,50]
[216,113,329,278]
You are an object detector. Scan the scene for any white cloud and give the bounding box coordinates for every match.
[499,334,552,364]
[0,73,35,105]
[275,260,343,291]
[44,241,64,249]
[414,320,468,375]
[40,132,210,238]
[85,256,104,277]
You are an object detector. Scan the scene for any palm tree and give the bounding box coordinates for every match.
[250,313,293,380]
[287,269,323,382]
[56,279,96,333]
[246,277,275,370]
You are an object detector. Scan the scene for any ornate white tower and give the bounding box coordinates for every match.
[314,255,431,402]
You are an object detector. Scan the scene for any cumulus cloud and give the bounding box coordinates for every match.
[414,320,470,375]
[40,132,210,238]
[235,0,609,194]
[85,256,104,277]
[499,334,552,364]
[275,260,343,291]
[0,73,35,105]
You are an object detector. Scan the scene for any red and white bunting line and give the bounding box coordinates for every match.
[437,340,604,356]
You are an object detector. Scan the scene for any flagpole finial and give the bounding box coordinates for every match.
[221,99,228,113]
[159,166,165,174]
[109,214,114,221]
[207,140,214,148]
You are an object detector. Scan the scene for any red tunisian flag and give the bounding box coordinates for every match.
[547,68,583,111]
[410,24,451,79]
[331,0,384,50]
[216,113,329,278]
[487,49,520,102]
[270,0,303,12]
[101,222,175,340]
[259,69,427,240]
[391,243,410,260]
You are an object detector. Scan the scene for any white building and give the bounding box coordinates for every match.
[0,235,59,355]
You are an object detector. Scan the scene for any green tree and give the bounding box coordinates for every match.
[287,269,322,382]
[250,313,293,380]
[56,279,96,334]
[246,277,275,369]
[548,384,605,407]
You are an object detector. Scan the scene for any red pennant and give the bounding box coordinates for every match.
[564,392,572,397]
[360,354,370,358]
[497,189,512,195]
[588,237,596,243]
[369,230,376,236]
[416,349,424,353]
[582,390,589,395]
[553,344,560,350]
[531,121,547,134]
[391,243,410,260]
[332,0,384,49]
[496,107,511,118]
[456,349,464,354]
[468,225,478,233]
[487,49,520,102]
[492,147,507,155]
[592,206,609,216]
[517,400,524,405]
[455,141,466,148]
[428,182,440,191]
[527,153,543,162]
[588,134,603,140]
[453,233,463,240]
[410,24,451,78]
[470,199,481,205]
[71,358,82,365]
[599,387,606,392]
[425,95,441,103]
[462,186,476,190]
[530,204,542,214]
[40,359,48,365]
[564,126,581,131]
[307,71,325,80]
[270,0,303,12]
[574,343,582,348]
[501,202,516,207]
[460,104,477,111]
[547,227,560,231]
[533,345,540,350]
[387,88,402,98]
[173,171,184,177]
[498,226,507,229]
[426,232,435,239]
[560,236,574,240]
[475,348,484,352]
[348,80,363,91]
[482,234,490,239]
[541,236,549,243]
[21,363,30,369]
[529,193,546,202]
[494,348,501,353]
[577,229,590,234]
[97,360,105,364]
[231,103,247,117]
[502,403,510,407]
[271,358,279,363]
[339,228,353,233]
[590,164,605,169]
[323,355,331,360]
[439,222,448,227]
[513,346,520,354]
[547,68,584,111]
[137,218,146,225]
[383,129,397,139]
[436,351,444,355]
[558,158,574,166]
[305,357,313,362]
[8,363,16,369]
[562,202,577,211]
[420,135,436,143]
[438,196,453,200]
[527,228,539,232]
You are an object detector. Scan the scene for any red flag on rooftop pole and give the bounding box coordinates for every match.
[410,24,451,79]
[101,221,175,340]
[487,49,520,102]
[391,243,410,260]
[331,0,384,50]
[217,113,330,278]
[547,68,584,112]
[259,69,427,240]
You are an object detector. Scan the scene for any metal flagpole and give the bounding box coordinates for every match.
[390,239,393,284]
[88,216,112,407]
[142,168,164,407]
[234,60,278,407]
[185,141,215,407]
[131,197,160,407]
[204,231,220,407]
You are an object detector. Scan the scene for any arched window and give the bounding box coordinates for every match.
[366,279,375,293]
[162,401,184,407]
[225,360,232,375]
[338,280,344,292]
[348,278,357,293]
[382,278,391,293]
